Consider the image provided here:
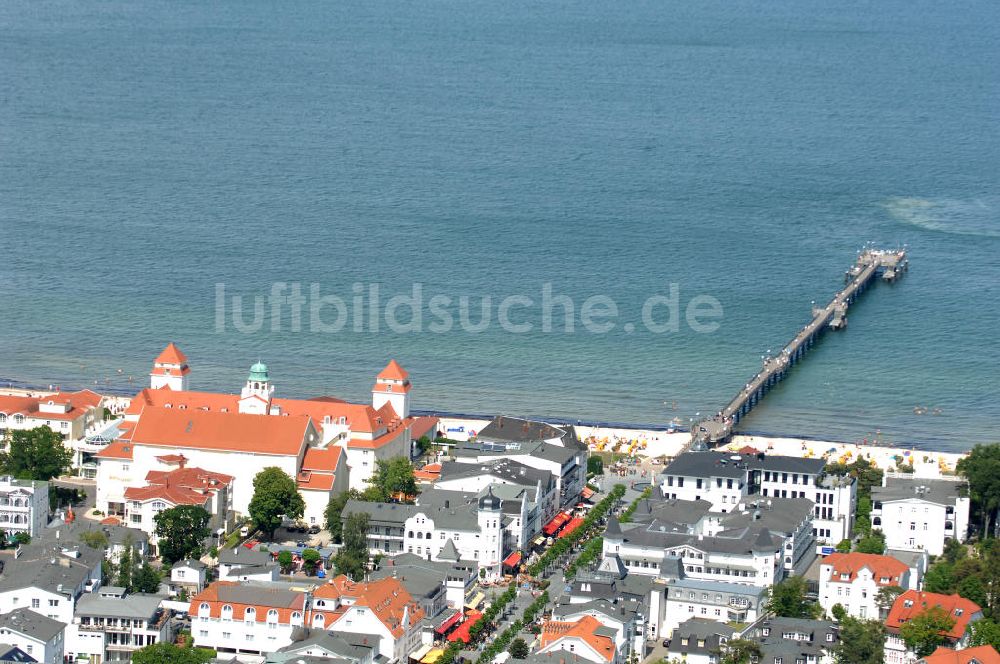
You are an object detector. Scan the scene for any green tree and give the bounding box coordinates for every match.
[958,575,988,609]
[943,539,969,565]
[957,444,1000,537]
[0,426,73,480]
[718,639,762,664]
[302,548,321,575]
[278,550,294,573]
[834,617,884,664]
[248,467,305,540]
[831,604,847,622]
[855,530,886,555]
[132,642,215,664]
[876,586,904,618]
[509,638,529,659]
[154,505,211,565]
[12,532,30,546]
[854,496,873,537]
[923,562,956,594]
[334,512,370,580]
[80,530,109,550]
[767,577,821,619]
[368,457,418,501]
[899,606,956,658]
[325,489,362,543]
[133,563,161,593]
[835,539,852,553]
[968,619,1000,649]
[587,456,604,475]
[825,457,883,497]
[117,540,135,590]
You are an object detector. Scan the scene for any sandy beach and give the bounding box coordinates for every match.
[1,387,970,476]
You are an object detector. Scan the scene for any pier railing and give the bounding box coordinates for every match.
[690,248,908,447]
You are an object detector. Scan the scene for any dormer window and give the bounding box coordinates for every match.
[955,609,964,616]
[904,600,914,608]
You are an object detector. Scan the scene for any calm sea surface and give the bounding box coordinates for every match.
[1,0,998,451]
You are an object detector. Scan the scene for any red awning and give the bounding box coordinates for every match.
[434,609,462,634]
[542,512,572,536]
[557,517,585,539]
[581,487,595,500]
[503,551,522,568]
[447,611,483,643]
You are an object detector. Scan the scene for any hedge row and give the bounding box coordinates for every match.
[476,591,550,664]
[619,487,652,524]
[564,536,603,580]
[468,586,517,642]
[566,486,649,579]
[525,484,626,577]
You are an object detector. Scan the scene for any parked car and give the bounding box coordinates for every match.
[308,525,320,534]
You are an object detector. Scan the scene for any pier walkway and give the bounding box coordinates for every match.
[690,248,908,447]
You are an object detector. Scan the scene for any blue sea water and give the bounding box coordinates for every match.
[1,0,998,451]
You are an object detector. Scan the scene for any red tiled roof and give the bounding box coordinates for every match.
[297,472,335,491]
[301,447,343,473]
[314,575,425,637]
[541,616,615,663]
[407,416,439,441]
[125,388,403,434]
[823,552,909,586]
[129,407,311,456]
[95,441,134,460]
[125,466,232,506]
[377,359,409,381]
[0,389,102,421]
[922,646,1000,664]
[124,483,210,506]
[887,591,981,640]
[189,581,305,624]
[346,426,407,450]
[145,466,233,487]
[100,516,122,526]
[155,342,188,365]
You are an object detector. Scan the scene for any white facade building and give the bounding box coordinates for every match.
[67,587,173,663]
[660,451,856,545]
[344,487,508,581]
[818,552,910,620]
[0,476,48,537]
[189,581,307,657]
[872,475,970,557]
[311,574,425,664]
[662,578,767,637]
[0,609,65,664]
[602,515,783,587]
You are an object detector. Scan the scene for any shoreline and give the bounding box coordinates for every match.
[1,378,972,472]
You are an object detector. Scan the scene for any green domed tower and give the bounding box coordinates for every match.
[239,360,275,414]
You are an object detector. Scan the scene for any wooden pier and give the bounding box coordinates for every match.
[690,248,909,447]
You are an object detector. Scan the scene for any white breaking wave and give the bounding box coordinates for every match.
[882,196,1000,238]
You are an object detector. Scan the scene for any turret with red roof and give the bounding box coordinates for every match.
[372,359,410,419]
[150,342,190,391]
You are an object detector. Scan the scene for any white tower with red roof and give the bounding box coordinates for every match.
[372,360,411,419]
[150,343,190,391]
